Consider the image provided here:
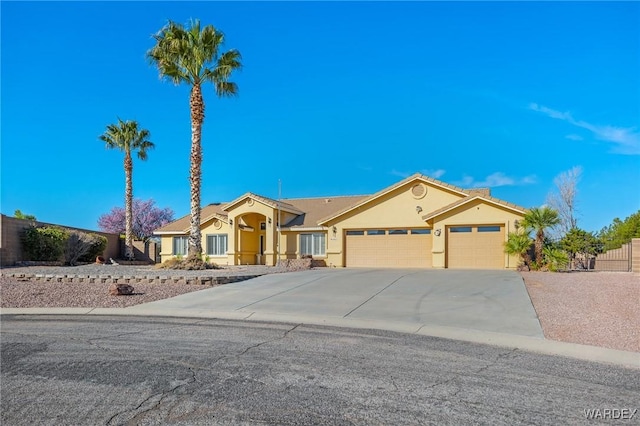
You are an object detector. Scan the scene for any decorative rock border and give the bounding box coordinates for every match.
[2,273,264,286]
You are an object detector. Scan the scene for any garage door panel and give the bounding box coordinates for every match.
[447,225,504,269]
[346,230,432,268]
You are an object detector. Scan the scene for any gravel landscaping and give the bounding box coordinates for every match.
[0,264,286,309]
[521,271,639,353]
[1,265,638,352]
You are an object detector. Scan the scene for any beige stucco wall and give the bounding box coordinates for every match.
[429,199,523,268]
[159,216,232,265]
[157,179,525,269]
[279,231,300,260]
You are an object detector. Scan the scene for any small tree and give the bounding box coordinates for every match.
[598,210,640,250]
[14,210,37,221]
[560,227,601,269]
[546,166,582,238]
[98,199,174,242]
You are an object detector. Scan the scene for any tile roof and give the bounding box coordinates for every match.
[222,192,304,214]
[281,196,368,228]
[154,203,227,233]
[154,173,526,234]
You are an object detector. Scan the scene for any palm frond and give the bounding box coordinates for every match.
[99,119,153,160]
[147,19,241,95]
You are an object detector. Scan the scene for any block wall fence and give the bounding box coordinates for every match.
[0,214,121,266]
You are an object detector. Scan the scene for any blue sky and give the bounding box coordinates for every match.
[2,1,638,233]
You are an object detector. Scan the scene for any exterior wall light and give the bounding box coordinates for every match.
[514,219,520,229]
[416,206,423,213]
[434,229,441,236]
[268,217,272,224]
[229,219,233,226]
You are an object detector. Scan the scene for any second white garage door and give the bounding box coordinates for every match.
[446,225,505,269]
[345,229,432,268]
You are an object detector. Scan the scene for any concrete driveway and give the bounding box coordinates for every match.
[131,268,543,338]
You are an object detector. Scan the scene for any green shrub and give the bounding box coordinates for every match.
[21,226,68,261]
[543,247,570,272]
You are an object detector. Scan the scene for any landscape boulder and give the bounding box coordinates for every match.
[108,283,134,296]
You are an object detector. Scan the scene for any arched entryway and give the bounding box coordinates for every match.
[237,212,268,265]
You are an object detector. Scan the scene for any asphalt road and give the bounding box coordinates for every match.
[1,316,638,425]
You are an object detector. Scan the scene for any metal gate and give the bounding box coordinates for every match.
[593,242,632,272]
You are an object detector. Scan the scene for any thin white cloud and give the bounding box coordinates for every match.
[455,172,537,188]
[565,134,583,141]
[390,169,411,178]
[390,169,446,179]
[529,103,640,155]
[420,169,446,178]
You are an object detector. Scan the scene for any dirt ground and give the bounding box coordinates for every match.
[521,271,639,353]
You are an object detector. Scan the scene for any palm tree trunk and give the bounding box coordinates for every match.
[124,152,134,260]
[535,230,544,265]
[188,83,205,259]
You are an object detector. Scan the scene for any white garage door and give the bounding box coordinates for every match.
[345,229,432,268]
[446,225,505,269]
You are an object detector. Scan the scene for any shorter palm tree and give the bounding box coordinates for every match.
[504,231,533,269]
[521,206,560,266]
[99,119,154,260]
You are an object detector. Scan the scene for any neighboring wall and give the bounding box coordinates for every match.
[119,240,158,264]
[633,239,640,273]
[0,214,120,266]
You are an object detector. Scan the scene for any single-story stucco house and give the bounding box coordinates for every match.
[154,173,527,269]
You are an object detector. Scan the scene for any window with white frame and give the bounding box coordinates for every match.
[206,234,228,256]
[173,236,188,256]
[300,233,326,256]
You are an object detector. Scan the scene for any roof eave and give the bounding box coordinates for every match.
[421,196,526,221]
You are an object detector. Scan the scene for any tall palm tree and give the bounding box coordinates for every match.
[147,19,242,260]
[522,206,560,265]
[100,119,154,260]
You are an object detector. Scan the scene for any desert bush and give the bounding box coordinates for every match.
[155,257,220,270]
[21,226,68,261]
[65,231,100,265]
[78,234,108,263]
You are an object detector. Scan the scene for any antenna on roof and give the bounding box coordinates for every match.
[276,179,281,264]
